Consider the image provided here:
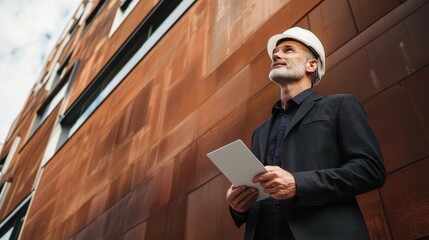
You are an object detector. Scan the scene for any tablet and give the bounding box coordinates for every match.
[207,139,269,201]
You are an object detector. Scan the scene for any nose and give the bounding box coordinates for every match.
[272,51,281,62]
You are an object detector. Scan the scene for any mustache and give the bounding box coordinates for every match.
[271,60,287,69]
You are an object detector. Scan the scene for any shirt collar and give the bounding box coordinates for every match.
[272,88,313,114]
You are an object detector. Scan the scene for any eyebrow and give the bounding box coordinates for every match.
[273,44,296,52]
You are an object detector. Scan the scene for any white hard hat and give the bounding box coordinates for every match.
[267,27,326,85]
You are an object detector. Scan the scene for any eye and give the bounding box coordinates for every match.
[284,46,293,53]
[272,48,279,55]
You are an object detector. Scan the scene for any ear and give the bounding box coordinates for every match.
[305,59,318,73]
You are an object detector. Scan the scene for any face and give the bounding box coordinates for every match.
[269,40,313,84]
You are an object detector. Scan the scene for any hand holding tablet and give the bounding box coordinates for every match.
[207,140,269,201]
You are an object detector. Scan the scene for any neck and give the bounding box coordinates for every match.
[277,80,312,109]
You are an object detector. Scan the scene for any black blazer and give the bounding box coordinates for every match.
[232,92,386,240]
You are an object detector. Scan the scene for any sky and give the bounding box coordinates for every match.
[0,0,81,143]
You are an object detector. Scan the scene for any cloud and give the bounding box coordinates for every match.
[0,0,80,143]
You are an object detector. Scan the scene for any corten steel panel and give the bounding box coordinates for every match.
[364,83,429,173]
[114,84,152,146]
[130,148,151,190]
[249,51,271,97]
[195,66,251,138]
[215,175,246,240]
[163,70,213,136]
[122,180,152,234]
[245,83,279,144]
[145,205,169,240]
[185,175,222,240]
[206,0,292,74]
[145,196,188,240]
[63,209,103,239]
[123,221,147,240]
[316,0,429,99]
[163,196,187,240]
[403,1,429,74]
[349,0,401,32]
[295,14,310,30]
[380,158,429,239]
[308,0,358,55]
[105,164,134,209]
[154,113,196,171]
[185,175,243,240]
[86,185,109,228]
[365,23,416,90]
[171,144,198,199]
[193,105,247,192]
[81,199,126,240]
[315,48,378,100]
[404,65,429,138]
[149,160,174,212]
[357,190,392,239]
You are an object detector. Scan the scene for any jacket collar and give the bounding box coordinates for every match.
[284,91,321,138]
[259,91,321,162]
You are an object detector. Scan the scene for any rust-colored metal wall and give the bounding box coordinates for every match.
[1,0,428,239]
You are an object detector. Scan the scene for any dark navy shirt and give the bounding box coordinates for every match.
[254,88,312,240]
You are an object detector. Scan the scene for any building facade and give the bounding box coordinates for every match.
[0,0,428,239]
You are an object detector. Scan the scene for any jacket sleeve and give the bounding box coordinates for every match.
[230,207,248,227]
[292,95,386,207]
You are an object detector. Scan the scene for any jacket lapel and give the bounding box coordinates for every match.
[284,92,321,138]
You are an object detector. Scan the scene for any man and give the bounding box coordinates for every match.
[226,27,386,240]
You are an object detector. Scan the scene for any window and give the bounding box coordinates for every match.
[28,62,79,138]
[120,0,134,12]
[43,52,72,93]
[59,3,85,42]
[33,71,51,95]
[0,137,21,180]
[51,54,72,90]
[0,195,31,240]
[83,0,107,32]
[0,181,11,210]
[109,0,140,36]
[47,0,195,153]
[0,155,7,174]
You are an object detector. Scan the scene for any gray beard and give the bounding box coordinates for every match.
[269,66,305,85]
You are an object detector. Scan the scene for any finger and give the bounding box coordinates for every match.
[265,166,280,171]
[259,179,277,188]
[235,189,258,212]
[252,172,264,183]
[253,172,275,183]
[227,186,246,201]
[237,192,258,210]
[233,188,256,205]
[263,185,277,194]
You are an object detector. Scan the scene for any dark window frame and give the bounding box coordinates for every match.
[83,0,107,32]
[120,0,134,12]
[0,155,7,174]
